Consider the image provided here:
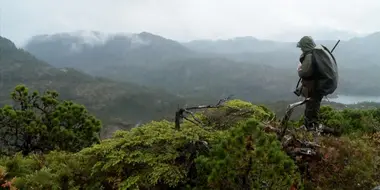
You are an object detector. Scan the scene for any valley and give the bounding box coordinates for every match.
[1,31,380,137]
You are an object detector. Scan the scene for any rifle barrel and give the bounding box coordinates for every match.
[331,40,341,52]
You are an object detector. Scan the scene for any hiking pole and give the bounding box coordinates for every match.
[293,39,341,96]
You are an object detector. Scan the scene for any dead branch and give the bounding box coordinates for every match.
[175,96,233,130]
[279,98,310,141]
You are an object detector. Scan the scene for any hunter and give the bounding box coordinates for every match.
[296,36,327,131]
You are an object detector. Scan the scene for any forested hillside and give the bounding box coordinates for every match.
[0,36,189,137]
[0,86,379,189]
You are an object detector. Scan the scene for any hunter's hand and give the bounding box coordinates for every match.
[297,63,302,71]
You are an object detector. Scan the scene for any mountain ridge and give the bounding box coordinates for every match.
[24,30,380,55]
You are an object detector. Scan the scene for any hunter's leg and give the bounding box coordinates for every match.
[304,95,322,130]
[304,101,312,129]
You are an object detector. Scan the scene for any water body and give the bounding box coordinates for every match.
[330,95,380,105]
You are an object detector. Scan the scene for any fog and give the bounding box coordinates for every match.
[2,0,380,46]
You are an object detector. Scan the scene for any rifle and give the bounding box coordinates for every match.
[293,40,341,96]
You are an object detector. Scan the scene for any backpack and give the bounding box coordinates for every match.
[311,44,338,96]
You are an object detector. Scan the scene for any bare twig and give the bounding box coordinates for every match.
[184,110,204,127]
[175,96,232,130]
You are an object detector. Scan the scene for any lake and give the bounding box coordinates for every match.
[330,95,380,105]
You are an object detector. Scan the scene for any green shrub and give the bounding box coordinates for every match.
[0,85,102,156]
[1,99,380,190]
[195,119,302,189]
[304,135,380,190]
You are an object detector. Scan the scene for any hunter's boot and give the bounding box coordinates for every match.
[300,122,320,132]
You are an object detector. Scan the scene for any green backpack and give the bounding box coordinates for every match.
[311,44,338,96]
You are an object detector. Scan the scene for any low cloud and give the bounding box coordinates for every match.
[2,0,380,46]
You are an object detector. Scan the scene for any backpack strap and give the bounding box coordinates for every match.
[301,51,318,81]
[311,50,320,79]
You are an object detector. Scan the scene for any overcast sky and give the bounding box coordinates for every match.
[2,0,380,46]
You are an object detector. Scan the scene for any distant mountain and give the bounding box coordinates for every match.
[23,31,380,100]
[183,32,380,68]
[336,32,380,67]
[183,36,343,55]
[0,36,187,137]
[182,36,342,69]
[183,36,296,54]
[24,31,301,102]
[24,31,195,73]
[183,32,380,96]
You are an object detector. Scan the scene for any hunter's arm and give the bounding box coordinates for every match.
[298,54,313,78]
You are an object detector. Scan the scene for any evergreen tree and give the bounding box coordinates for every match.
[0,85,102,156]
